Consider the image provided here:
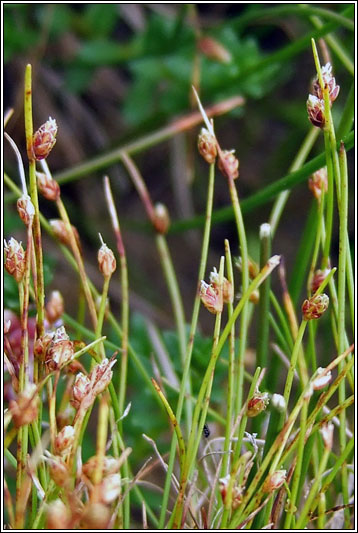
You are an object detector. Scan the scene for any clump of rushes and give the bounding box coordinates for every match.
[302,293,329,320]
[32,117,57,160]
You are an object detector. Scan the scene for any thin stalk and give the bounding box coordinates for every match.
[227,174,249,418]
[95,273,111,360]
[103,175,130,528]
[294,443,331,529]
[221,239,235,477]
[55,196,98,329]
[24,64,45,337]
[337,142,350,526]
[256,223,271,388]
[158,162,215,529]
[284,395,310,528]
[92,395,109,501]
[269,127,320,235]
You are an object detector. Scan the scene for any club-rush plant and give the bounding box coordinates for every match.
[3,26,354,531]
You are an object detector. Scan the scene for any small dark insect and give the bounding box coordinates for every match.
[203,423,210,438]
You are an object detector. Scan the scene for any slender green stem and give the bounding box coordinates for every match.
[95,274,111,360]
[24,64,45,338]
[284,395,310,528]
[227,175,249,419]
[158,162,215,529]
[256,223,271,388]
[221,239,235,477]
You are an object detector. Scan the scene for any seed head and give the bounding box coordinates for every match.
[218,149,239,180]
[4,238,26,283]
[247,391,270,417]
[198,36,232,63]
[100,473,122,504]
[17,194,35,226]
[54,425,75,455]
[45,326,74,371]
[37,171,60,201]
[209,267,233,304]
[83,455,122,483]
[312,63,340,104]
[71,372,91,410]
[153,203,170,235]
[9,383,39,427]
[90,357,117,397]
[32,117,57,160]
[312,368,332,391]
[199,280,223,314]
[34,331,55,361]
[44,453,69,487]
[308,167,328,201]
[49,219,82,252]
[46,499,71,530]
[311,268,330,294]
[302,293,329,320]
[80,503,110,530]
[320,422,334,450]
[197,127,217,164]
[98,242,116,277]
[46,290,64,324]
[307,94,325,128]
[262,470,286,493]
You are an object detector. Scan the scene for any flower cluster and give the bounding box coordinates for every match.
[302,293,329,320]
[71,356,117,412]
[32,117,57,160]
[307,62,339,128]
[200,266,232,314]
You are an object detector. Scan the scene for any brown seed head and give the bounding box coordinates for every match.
[45,326,74,371]
[218,149,239,180]
[9,383,39,427]
[247,391,269,417]
[262,470,286,493]
[198,36,232,63]
[307,95,325,128]
[98,243,116,277]
[37,171,60,201]
[83,455,121,483]
[46,290,64,324]
[302,293,329,320]
[46,499,71,529]
[34,331,55,361]
[311,268,330,293]
[54,425,75,455]
[90,357,117,397]
[71,372,91,410]
[17,194,35,226]
[197,127,217,164]
[80,503,111,530]
[45,454,70,487]
[4,238,26,283]
[32,117,57,160]
[308,167,328,202]
[153,203,170,234]
[199,280,223,314]
[312,63,340,104]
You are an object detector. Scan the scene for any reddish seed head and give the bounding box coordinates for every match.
[209,267,233,304]
[307,95,325,128]
[218,149,239,180]
[153,203,170,234]
[311,268,330,294]
[199,280,223,314]
[9,383,39,428]
[98,242,116,277]
[49,219,82,252]
[197,127,217,164]
[46,290,64,324]
[71,372,91,410]
[312,63,340,104]
[37,171,60,201]
[302,293,329,320]
[247,391,269,417]
[45,326,74,371]
[54,425,75,455]
[262,470,286,493]
[32,117,57,160]
[308,167,328,202]
[198,36,232,63]
[17,194,35,226]
[4,238,26,283]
